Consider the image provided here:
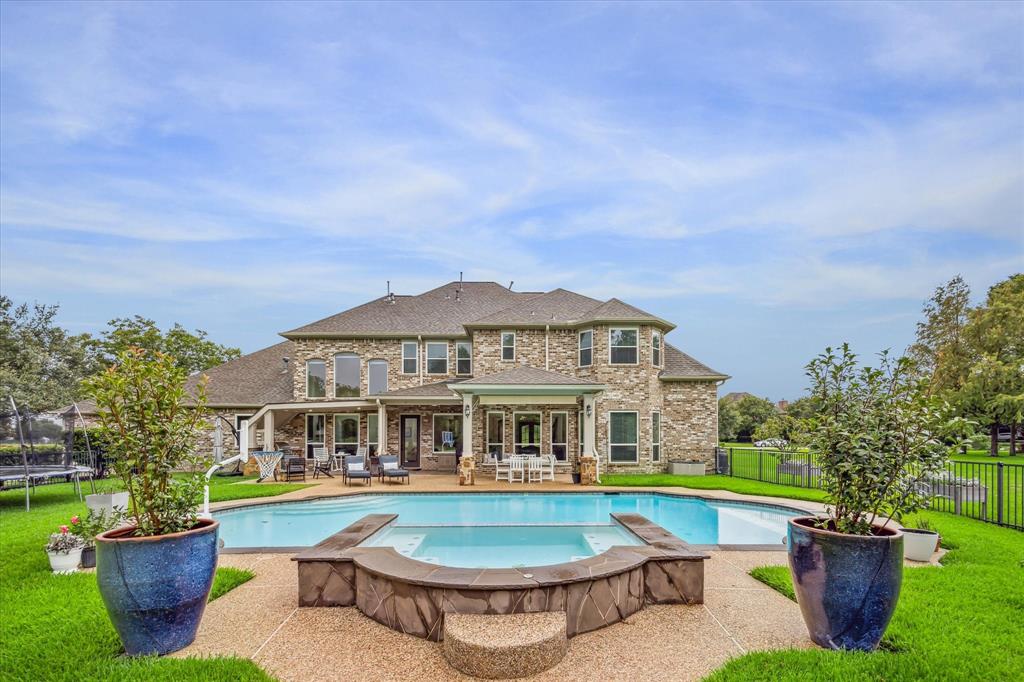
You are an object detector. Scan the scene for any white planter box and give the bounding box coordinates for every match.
[86,491,129,516]
[668,461,706,476]
[902,529,939,562]
[47,547,83,574]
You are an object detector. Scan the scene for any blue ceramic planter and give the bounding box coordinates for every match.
[96,518,219,656]
[787,517,903,651]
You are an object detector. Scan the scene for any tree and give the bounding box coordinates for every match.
[733,395,778,442]
[783,396,818,420]
[718,399,740,441]
[960,274,1024,456]
[0,297,101,417]
[908,275,973,394]
[93,316,241,374]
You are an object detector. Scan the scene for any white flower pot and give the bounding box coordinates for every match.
[668,461,706,476]
[47,547,83,574]
[901,529,939,562]
[86,491,129,516]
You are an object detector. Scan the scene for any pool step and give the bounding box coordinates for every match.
[443,612,567,679]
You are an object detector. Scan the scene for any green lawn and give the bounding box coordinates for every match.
[600,472,1024,681]
[708,511,1024,681]
[0,477,301,681]
[600,473,827,504]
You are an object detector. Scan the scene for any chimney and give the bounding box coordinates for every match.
[508,280,514,290]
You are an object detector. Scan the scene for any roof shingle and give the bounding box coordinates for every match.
[458,366,601,386]
[660,343,729,381]
[186,341,295,406]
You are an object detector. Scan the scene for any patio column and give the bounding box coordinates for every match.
[583,394,597,457]
[264,409,274,450]
[246,418,257,456]
[462,394,473,459]
[377,402,387,455]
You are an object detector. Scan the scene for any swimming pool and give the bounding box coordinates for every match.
[360,524,643,568]
[215,492,799,549]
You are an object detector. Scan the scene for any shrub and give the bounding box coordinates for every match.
[84,348,210,536]
[801,344,966,535]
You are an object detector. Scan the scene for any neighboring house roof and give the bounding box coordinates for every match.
[721,391,753,402]
[186,341,295,407]
[282,282,536,338]
[60,401,98,417]
[457,366,601,386]
[659,344,730,381]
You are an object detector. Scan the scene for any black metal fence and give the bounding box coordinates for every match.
[717,447,1023,531]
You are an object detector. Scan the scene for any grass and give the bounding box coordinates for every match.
[209,566,254,601]
[198,473,312,501]
[707,511,1024,681]
[599,473,828,504]
[0,478,293,681]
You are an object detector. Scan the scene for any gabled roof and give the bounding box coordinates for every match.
[577,298,672,328]
[282,282,536,338]
[186,341,295,406]
[660,343,729,381]
[457,366,601,386]
[468,288,604,326]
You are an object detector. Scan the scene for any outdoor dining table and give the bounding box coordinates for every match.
[251,450,284,482]
[503,455,554,483]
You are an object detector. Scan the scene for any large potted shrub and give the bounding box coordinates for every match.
[85,349,214,656]
[787,345,961,651]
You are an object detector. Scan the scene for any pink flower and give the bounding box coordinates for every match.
[71,516,80,525]
[60,525,69,534]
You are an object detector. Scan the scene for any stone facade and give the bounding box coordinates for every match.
[204,322,718,474]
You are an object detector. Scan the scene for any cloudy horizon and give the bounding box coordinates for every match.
[1,1,1022,399]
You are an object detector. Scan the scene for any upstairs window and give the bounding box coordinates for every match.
[652,331,662,367]
[609,328,638,365]
[401,341,418,374]
[306,360,326,398]
[456,341,472,375]
[579,330,593,367]
[368,359,388,395]
[334,353,359,397]
[501,331,515,361]
[426,342,448,374]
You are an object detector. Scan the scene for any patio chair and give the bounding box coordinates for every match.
[527,456,544,483]
[508,455,525,483]
[282,457,306,482]
[378,455,410,484]
[493,450,510,481]
[312,447,333,479]
[540,454,556,482]
[343,455,372,486]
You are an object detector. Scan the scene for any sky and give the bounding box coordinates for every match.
[1,1,1022,400]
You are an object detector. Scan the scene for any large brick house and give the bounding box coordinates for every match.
[90,282,728,474]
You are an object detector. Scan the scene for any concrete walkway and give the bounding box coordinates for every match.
[181,474,818,680]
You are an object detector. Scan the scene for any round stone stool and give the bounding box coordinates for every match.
[442,612,568,679]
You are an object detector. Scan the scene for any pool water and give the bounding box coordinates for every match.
[360,524,642,568]
[215,493,797,549]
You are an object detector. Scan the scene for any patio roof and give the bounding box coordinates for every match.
[450,366,605,396]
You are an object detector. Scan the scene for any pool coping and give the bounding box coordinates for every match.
[214,489,812,553]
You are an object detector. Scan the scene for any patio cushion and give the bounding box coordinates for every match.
[348,462,365,472]
[382,461,398,470]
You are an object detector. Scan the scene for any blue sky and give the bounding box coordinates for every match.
[1,1,1022,399]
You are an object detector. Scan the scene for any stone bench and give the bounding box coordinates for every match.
[443,612,568,679]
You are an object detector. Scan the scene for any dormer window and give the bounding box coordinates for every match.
[609,328,638,365]
[501,331,515,361]
[652,331,662,368]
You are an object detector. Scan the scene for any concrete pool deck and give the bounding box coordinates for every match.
[182,474,821,679]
